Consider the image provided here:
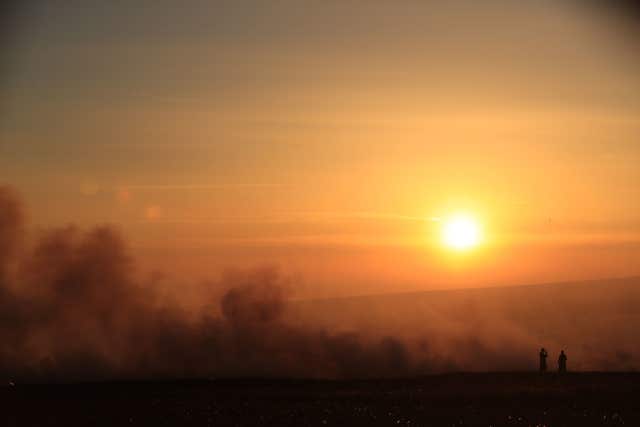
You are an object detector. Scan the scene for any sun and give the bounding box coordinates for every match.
[441,214,482,251]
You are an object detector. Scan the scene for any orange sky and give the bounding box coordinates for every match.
[2,1,639,298]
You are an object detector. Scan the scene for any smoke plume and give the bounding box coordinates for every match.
[0,185,638,381]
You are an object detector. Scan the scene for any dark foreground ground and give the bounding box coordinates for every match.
[2,373,638,426]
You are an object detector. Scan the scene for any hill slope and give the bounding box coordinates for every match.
[289,277,640,371]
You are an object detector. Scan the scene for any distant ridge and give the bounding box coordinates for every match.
[290,275,640,372]
[296,275,640,303]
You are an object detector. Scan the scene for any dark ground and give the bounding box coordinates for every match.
[1,373,638,426]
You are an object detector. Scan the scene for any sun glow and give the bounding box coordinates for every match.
[442,215,482,251]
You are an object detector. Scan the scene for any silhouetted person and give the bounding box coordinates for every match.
[539,347,548,372]
[558,350,567,373]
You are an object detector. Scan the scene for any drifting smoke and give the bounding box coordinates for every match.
[0,185,638,381]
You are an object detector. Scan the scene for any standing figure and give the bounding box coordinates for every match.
[558,350,567,373]
[539,347,548,372]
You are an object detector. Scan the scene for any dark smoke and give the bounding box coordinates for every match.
[0,186,445,380]
[0,185,22,280]
[0,185,636,381]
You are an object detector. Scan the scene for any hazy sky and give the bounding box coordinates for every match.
[2,0,639,297]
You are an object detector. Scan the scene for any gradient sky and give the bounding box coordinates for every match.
[2,0,639,297]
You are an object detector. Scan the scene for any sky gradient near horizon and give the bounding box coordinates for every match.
[2,0,639,297]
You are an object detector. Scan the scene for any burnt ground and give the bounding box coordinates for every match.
[1,373,639,426]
